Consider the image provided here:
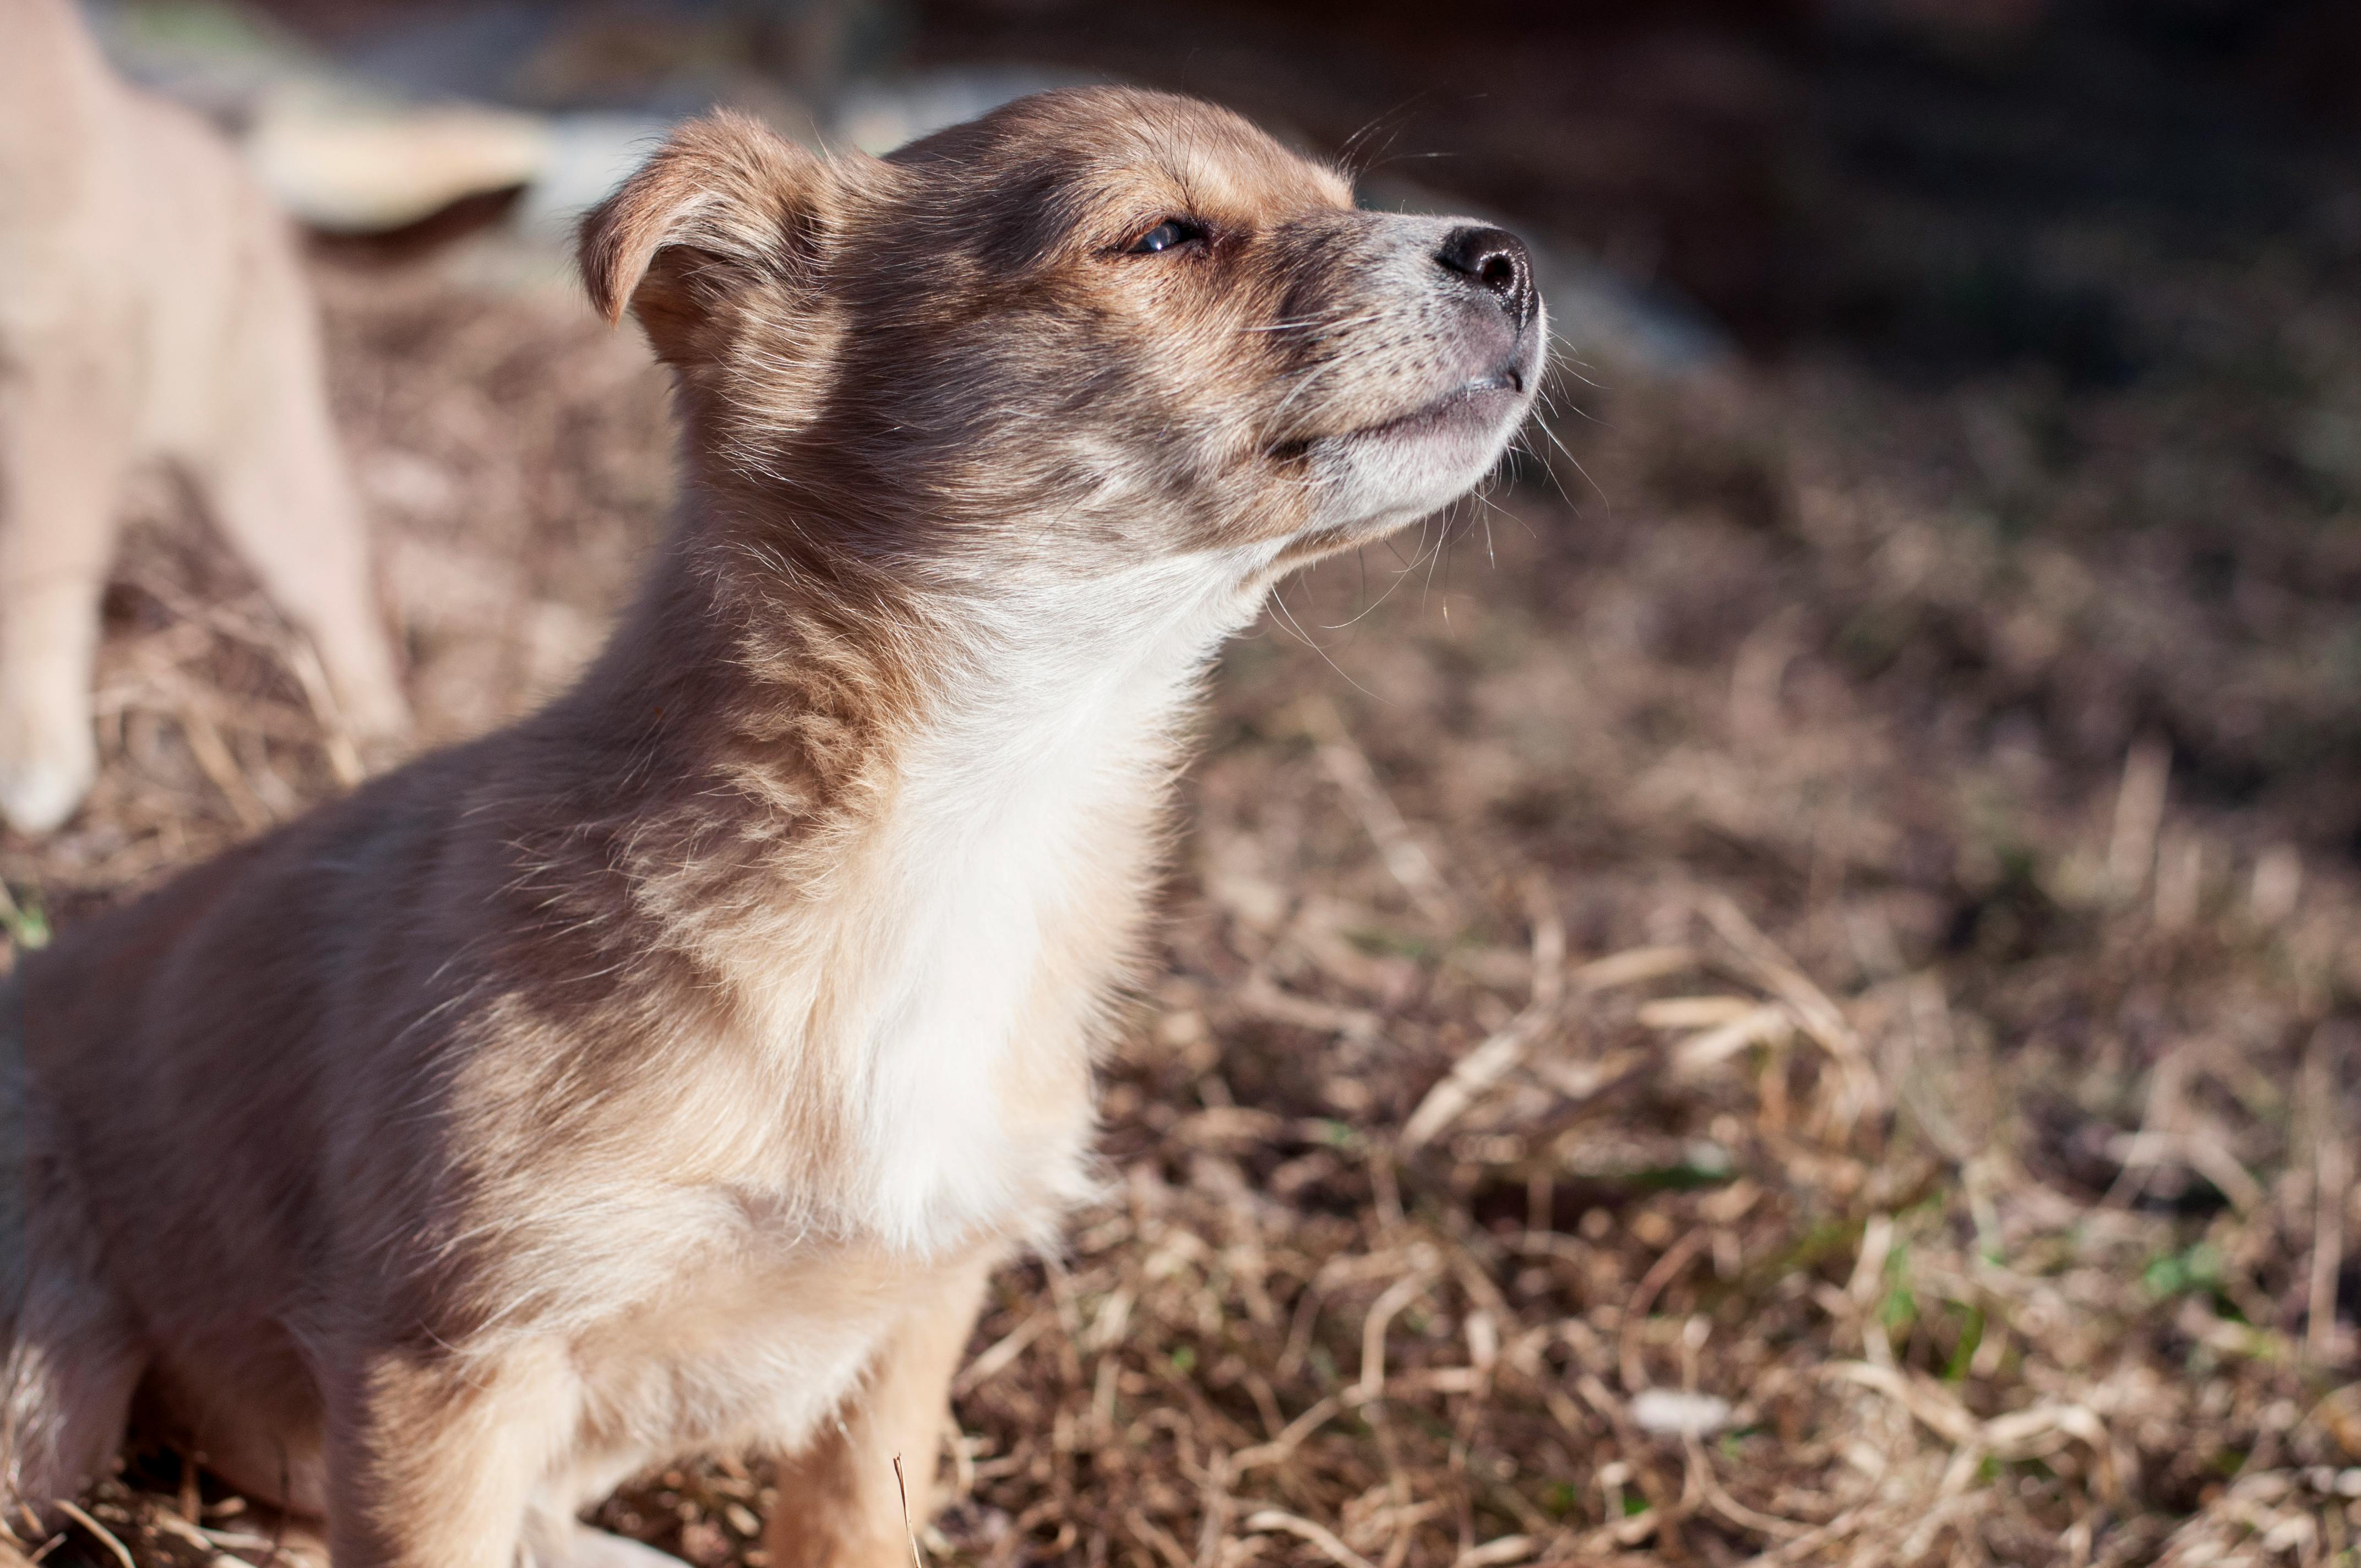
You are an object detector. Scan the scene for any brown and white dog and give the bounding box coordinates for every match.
[0,0,407,835]
[2,88,1541,1567]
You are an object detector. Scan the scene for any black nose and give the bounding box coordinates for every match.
[1437,225,1534,323]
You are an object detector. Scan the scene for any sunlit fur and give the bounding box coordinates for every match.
[3,88,1540,1568]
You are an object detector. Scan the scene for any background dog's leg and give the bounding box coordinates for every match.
[322,1346,572,1568]
[198,248,409,749]
[0,361,128,834]
[762,1259,992,1568]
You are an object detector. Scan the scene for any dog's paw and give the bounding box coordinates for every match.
[308,632,411,744]
[338,676,413,743]
[0,705,96,834]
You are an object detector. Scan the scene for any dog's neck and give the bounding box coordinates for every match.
[526,488,1285,1249]
[569,482,1277,801]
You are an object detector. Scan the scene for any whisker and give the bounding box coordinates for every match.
[1267,581,1383,701]
[1530,413,1609,507]
[1321,520,1449,629]
[1235,310,1390,336]
[1336,91,1440,179]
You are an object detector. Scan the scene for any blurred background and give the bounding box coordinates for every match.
[14,2,2361,1565]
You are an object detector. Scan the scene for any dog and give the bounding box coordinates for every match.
[0,0,407,835]
[2,87,1542,1567]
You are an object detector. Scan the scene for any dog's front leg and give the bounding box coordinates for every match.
[323,1344,574,1568]
[191,281,410,747]
[0,355,130,834]
[762,1258,993,1568]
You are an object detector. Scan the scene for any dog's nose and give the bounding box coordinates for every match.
[1437,225,1534,323]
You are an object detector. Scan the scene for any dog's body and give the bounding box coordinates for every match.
[4,88,1541,1568]
[0,0,406,834]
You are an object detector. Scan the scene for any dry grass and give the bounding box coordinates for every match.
[7,222,2357,1568]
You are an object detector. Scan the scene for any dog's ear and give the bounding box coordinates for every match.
[579,112,836,362]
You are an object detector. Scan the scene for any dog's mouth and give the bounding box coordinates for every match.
[1276,322,1542,463]
[1345,362,1529,444]
[1245,309,1548,567]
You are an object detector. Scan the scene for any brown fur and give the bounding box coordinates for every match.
[0,0,407,836]
[3,88,1541,1567]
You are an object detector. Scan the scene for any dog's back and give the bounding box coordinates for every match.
[14,743,489,1521]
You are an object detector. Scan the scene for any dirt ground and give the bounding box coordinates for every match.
[8,4,2361,1566]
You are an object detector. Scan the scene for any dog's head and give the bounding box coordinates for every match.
[583,88,1542,579]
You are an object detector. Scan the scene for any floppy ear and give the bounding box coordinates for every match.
[578,111,835,360]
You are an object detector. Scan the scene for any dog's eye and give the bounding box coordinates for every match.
[1126,219,1204,254]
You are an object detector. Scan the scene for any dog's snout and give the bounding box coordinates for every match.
[1437,225,1533,321]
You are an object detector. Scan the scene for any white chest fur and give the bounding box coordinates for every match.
[816,549,1276,1256]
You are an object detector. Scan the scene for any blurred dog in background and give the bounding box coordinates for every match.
[0,0,407,835]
